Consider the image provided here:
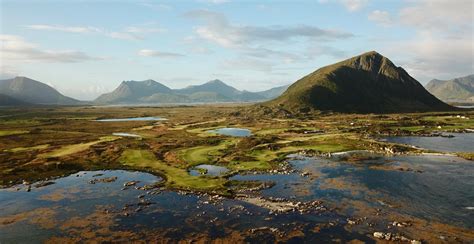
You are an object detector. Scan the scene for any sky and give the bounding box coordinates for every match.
[1,0,473,100]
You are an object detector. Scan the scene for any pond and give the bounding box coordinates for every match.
[95,116,166,122]
[189,164,229,176]
[112,132,141,138]
[208,128,252,137]
[381,133,474,152]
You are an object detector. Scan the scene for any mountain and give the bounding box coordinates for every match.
[256,84,290,99]
[264,51,453,113]
[94,79,288,104]
[175,79,264,102]
[95,80,173,104]
[425,75,474,103]
[0,94,30,106]
[0,76,80,105]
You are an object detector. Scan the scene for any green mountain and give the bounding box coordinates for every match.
[0,94,30,106]
[0,76,80,105]
[94,79,286,104]
[425,74,474,103]
[175,79,265,102]
[95,80,173,104]
[264,51,452,113]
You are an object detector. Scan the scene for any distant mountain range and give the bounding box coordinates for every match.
[264,51,453,113]
[0,76,289,106]
[94,79,289,104]
[425,74,474,103]
[0,77,80,106]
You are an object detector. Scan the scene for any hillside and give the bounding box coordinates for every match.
[0,94,30,106]
[95,80,173,104]
[425,75,474,103]
[264,51,453,113]
[0,76,80,105]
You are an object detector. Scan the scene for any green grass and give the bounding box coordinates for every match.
[39,136,119,158]
[119,149,228,193]
[179,139,236,166]
[0,130,29,137]
[7,144,49,153]
[227,161,272,171]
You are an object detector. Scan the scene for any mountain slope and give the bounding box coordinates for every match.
[176,79,264,102]
[0,76,79,105]
[0,94,30,106]
[256,84,290,99]
[425,75,474,103]
[265,51,453,113]
[95,80,173,104]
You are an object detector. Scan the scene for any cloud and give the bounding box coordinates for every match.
[220,57,274,72]
[197,0,230,4]
[185,10,353,48]
[399,0,472,35]
[138,49,185,58]
[1,34,102,63]
[24,24,164,40]
[318,0,369,12]
[368,10,392,27]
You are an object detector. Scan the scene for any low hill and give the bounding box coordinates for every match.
[425,75,474,103]
[0,76,80,105]
[264,51,453,113]
[95,80,173,104]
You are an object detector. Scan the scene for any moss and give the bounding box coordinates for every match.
[119,149,229,194]
[39,136,119,158]
[179,139,236,166]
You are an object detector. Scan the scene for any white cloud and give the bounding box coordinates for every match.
[138,49,185,58]
[25,24,164,40]
[368,10,392,27]
[340,0,369,12]
[399,0,473,35]
[186,9,353,48]
[318,0,369,12]
[0,34,102,63]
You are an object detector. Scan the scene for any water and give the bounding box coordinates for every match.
[232,154,474,228]
[189,164,229,176]
[112,132,141,138]
[95,116,166,122]
[382,133,474,152]
[208,128,252,137]
[0,170,364,243]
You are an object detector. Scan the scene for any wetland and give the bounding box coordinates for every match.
[0,105,473,243]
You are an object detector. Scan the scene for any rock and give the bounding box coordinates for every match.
[124,180,140,187]
[373,232,384,239]
[411,240,422,244]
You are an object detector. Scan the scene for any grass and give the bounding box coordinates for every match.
[0,130,29,137]
[39,136,119,158]
[119,149,228,194]
[7,144,49,153]
[179,139,236,166]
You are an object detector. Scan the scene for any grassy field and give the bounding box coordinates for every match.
[0,105,472,191]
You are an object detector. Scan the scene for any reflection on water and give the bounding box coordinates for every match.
[232,154,474,228]
[208,128,252,137]
[382,133,474,152]
[189,164,229,176]
[95,116,166,122]
[112,132,141,137]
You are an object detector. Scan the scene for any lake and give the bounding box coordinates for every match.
[208,128,252,137]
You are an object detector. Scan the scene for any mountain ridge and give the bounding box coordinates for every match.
[425,74,474,103]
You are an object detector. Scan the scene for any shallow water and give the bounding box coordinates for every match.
[208,128,251,137]
[189,164,229,176]
[232,154,474,228]
[112,132,141,137]
[382,133,474,152]
[0,170,364,243]
[95,116,166,122]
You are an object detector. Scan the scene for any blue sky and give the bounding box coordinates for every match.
[1,0,473,100]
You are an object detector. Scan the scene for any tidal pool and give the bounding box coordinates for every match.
[95,116,166,122]
[232,154,474,228]
[189,164,229,176]
[382,133,474,152]
[208,128,251,137]
[0,170,366,243]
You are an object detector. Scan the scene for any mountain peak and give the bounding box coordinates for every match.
[205,79,226,85]
[264,51,452,113]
